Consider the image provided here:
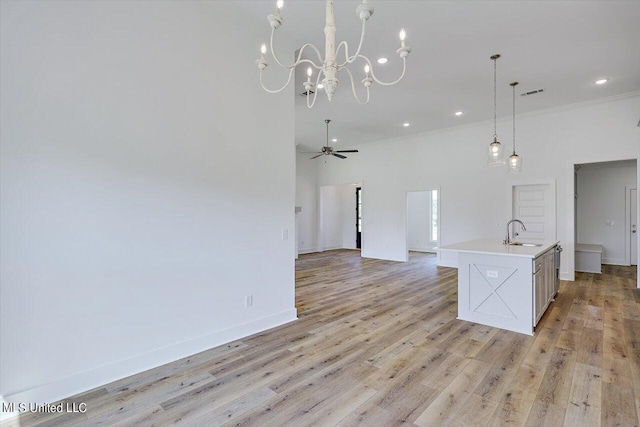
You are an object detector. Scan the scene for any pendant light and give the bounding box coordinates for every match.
[488,54,505,165]
[508,81,522,174]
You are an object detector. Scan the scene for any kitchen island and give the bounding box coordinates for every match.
[440,238,560,335]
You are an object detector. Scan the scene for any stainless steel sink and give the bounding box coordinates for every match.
[509,242,543,247]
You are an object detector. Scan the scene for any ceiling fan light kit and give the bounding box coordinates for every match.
[256,0,411,108]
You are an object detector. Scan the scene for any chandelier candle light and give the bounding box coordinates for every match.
[508,81,522,174]
[256,0,411,108]
[488,54,505,165]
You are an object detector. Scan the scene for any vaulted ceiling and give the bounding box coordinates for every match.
[241,1,640,151]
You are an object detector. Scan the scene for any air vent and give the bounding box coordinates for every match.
[520,88,544,97]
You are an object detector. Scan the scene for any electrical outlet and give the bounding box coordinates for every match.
[282,229,288,240]
[245,295,253,307]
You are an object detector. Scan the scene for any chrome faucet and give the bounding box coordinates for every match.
[504,219,526,244]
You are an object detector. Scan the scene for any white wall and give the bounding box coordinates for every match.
[320,186,343,250]
[0,1,297,405]
[577,161,637,265]
[312,94,640,277]
[407,191,434,252]
[296,152,318,254]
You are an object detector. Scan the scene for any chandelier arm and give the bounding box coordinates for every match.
[306,71,324,108]
[357,55,407,86]
[270,28,324,69]
[259,68,295,94]
[344,67,370,105]
[336,19,367,67]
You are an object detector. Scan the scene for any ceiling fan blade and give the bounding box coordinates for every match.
[310,154,324,159]
[332,153,347,159]
[300,151,322,154]
[335,150,359,153]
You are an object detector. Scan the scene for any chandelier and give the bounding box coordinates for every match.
[256,0,411,108]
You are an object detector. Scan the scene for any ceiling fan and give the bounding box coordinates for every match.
[307,119,359,160]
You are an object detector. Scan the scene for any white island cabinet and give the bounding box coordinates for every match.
[440,239,559,335]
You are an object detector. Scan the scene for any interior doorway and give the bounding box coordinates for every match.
[318,182,362,254]
[406,189,440,256]
[575,160,637,267]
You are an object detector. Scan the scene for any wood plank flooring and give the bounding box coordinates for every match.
[4,250,639,426]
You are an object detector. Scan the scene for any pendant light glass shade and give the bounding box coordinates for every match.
[488,54,505,166]
[508,81,522,174]
[488,138,504,164]
[508,152,522,173]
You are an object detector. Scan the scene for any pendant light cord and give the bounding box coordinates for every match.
[513,85,516,154]
[493,57,497,139]
[511,82,517,155]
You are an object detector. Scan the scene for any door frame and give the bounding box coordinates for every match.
[356,187,362,249]
[317,181,364,254]
[506,179,557,242]
[626,186,637,266]
[405,187,441,262]
[570,158,639,287]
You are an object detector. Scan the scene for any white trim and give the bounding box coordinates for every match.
[603,258,629,266]
[298,247,317,255]
[1,309,297,408]
[625,186,633,266]
[361,252,406,263]
[624,187,638,265]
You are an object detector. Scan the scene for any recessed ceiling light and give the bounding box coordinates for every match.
[403,122,411,127]
[454,111,464,116]
[377,57,388,64]
[332,138,338,142]
[595,78,608,85]
[317,83,324,89]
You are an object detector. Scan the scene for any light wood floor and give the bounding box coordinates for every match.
[6,250,640,426]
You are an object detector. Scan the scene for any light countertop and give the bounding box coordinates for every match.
[440,238,559,258]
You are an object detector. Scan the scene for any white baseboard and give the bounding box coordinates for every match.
[361,251,406,262]
[322,245,342,251]
[1,309,298,412]
[298,247,316,255]
[560,271,574,281]
[603,258,629,266]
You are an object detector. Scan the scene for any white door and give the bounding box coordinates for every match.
[512,184,555,242]
[632,189,637,266]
